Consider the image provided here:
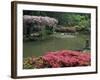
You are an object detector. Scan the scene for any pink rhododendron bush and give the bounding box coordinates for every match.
[23,50,91,69]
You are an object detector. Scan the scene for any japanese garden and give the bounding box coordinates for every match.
[23,10,91,69]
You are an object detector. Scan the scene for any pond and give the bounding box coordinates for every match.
[23,34,90,58]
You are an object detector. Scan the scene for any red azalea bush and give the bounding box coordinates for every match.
[42,50,91,68]
[24,50,91,69]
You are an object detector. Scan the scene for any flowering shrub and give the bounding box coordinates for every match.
[23,15,58,27]
[23,50,91,69]
[42,50,91,68]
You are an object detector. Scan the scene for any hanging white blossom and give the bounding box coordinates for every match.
[23,15,58,27]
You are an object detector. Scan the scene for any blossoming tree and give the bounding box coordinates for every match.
[23,15,58,40]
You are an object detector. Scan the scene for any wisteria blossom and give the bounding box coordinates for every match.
[23,15,58,27]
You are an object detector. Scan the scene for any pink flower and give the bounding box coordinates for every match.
[43,50,91,67]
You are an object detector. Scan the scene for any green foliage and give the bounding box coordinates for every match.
[23,10,91,33]
[23,57,33,69]
[45,26,53,35]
